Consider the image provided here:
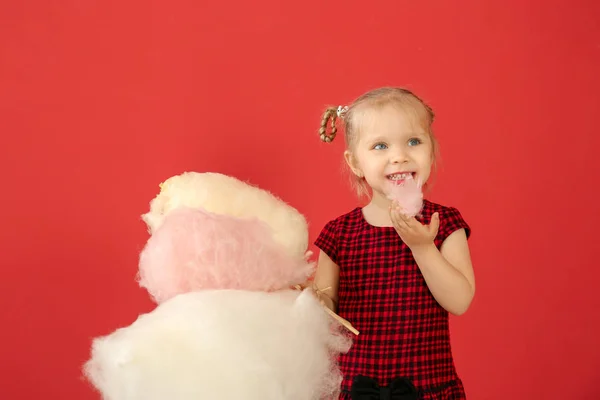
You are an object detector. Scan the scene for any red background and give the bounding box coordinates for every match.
[1,0,599,399]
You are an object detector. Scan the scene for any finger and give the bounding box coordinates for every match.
[390,209,401,229]
[398,211,410,221]
[429,212,440,235]
[392,205,410,222]
[391,201,404,217]
[400,213,419,228]
[389,203,398,222]
[391,209,410,230]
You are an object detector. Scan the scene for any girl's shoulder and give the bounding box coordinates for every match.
[421,198,463,214]
[422,199,472,241]
[327,206,364,225]
[314,207,365,262]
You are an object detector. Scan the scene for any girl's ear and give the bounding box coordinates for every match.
[344,150,363,178]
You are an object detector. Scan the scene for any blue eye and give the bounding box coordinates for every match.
[408,138,421,146]
[373,143,387,150]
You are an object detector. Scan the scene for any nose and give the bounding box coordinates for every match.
[390,149,409,164]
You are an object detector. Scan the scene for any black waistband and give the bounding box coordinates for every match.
[341,376,457,397]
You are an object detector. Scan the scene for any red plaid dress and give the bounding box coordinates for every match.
[315,199,471,400]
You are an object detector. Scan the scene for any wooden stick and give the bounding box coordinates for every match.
[293,285,359,335]
[322,306,360,335]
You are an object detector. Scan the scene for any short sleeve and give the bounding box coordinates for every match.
[437,206,471,243]
[314,219,339,264]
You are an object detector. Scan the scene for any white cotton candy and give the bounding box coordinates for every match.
[83,289,352,400]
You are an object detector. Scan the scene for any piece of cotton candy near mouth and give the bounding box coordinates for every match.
[386,176,424,218]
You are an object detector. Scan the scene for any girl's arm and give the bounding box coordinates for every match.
[411,228,475,316]
[390,205,475,316]
[311,250,340,312]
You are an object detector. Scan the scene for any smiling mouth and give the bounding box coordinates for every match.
[387,172,415,183]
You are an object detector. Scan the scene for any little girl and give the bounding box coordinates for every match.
[313,87,475,400]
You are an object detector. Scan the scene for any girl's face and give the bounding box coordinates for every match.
[344,104,433,203]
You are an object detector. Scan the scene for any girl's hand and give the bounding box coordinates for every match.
[390,201,440,250]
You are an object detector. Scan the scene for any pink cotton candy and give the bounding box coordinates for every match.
[386,177,424,218]
[138,207,315,304]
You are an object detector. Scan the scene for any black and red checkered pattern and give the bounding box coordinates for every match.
[315,199,471,400]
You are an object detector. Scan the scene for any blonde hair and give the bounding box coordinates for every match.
[319,87,438,198]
